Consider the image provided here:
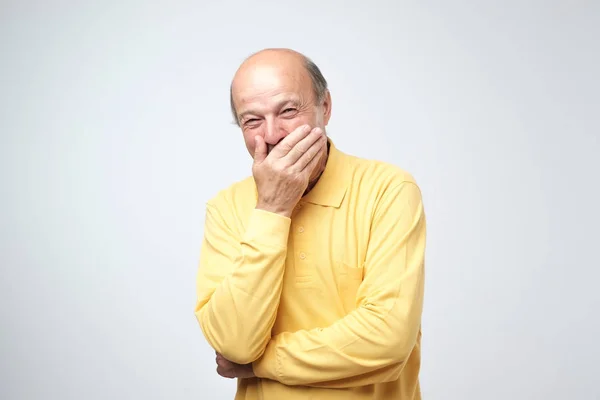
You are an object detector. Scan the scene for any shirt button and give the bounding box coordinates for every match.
[299,252,306,260]
[298,226,305,233]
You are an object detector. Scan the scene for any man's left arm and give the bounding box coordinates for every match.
[251,180,426,388]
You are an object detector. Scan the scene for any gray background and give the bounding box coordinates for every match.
[1,1,599,399]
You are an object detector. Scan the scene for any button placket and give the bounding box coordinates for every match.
[292,213,313,281]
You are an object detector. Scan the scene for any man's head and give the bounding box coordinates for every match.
[230,48,332,157]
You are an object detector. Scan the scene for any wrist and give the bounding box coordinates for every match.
[256,202,293,218]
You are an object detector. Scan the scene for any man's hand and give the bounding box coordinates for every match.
[216,352,256,379]
[253,124,327,218]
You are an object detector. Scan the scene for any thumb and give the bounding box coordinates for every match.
[253,136,267,163]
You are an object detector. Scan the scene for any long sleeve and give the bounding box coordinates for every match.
[252,181,426,388]
[195,203,291,364]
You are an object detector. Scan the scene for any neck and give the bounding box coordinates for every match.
[304,141,330,195]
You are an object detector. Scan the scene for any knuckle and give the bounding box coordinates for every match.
[283,168,295,178]
[292,146,305,157]
[279,142,292,153]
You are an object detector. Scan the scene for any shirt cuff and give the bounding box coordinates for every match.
[252,337,281,381]
[243,208,291,249]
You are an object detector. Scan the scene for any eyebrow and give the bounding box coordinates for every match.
[238,98,300,121]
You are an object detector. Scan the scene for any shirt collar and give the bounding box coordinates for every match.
[301,137,349,208]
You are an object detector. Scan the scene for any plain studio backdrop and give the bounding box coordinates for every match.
[1,1,599,399]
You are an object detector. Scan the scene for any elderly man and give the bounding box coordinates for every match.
[194,48,426,400]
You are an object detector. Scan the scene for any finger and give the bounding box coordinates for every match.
[295,133,327,172]
[253,136,267,163]
[217,357,233,369]
[269,124,312,158]
[217,366,233,378]
[283,127,324,166]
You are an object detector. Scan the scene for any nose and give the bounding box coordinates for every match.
[263,119,288,148]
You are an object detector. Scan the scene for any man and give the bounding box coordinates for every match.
[194,48,426,399]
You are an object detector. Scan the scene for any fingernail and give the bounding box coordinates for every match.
[303,125,311,132]
[314,127,322,134]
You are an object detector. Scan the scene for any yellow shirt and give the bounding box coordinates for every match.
[195,139,426,400]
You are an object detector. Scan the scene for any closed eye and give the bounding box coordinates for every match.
[242,119,261,130]
[282,108,297,115]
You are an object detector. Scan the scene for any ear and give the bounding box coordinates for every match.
[322,90,332,126]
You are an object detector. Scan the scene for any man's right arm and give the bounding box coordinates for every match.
[196,124,326,364]
[194,202,291,365]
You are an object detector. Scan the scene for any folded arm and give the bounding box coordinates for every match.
[252,181,426,387]
[195,204,290,364]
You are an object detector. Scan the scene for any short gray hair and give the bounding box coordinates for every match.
[229,55,328,126]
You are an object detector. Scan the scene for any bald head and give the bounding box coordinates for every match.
[229,48,328,125]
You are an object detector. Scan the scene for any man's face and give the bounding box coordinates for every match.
[232,63,331,158]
